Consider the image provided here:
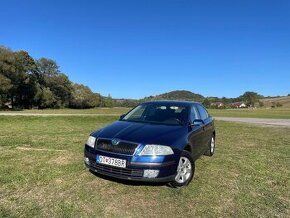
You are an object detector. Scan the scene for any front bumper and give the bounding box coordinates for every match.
[84,145,177,183]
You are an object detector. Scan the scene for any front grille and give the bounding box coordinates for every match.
[95,138,138,155]
[89,159,143,178]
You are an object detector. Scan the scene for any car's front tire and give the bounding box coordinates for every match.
[169,150,195,188]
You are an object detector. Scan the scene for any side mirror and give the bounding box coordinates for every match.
[119,114,126,120]
[191,119,204,126]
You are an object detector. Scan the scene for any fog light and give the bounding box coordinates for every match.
[84,157,90,165]
[143,170,159,178]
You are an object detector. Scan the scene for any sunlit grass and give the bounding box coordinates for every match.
[208,107,290,119]
[0,116,289,217]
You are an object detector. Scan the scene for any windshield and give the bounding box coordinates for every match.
[122,103,188,125]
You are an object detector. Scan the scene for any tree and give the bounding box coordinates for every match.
[36,58,60,76]
[94,93,102,107]
[271,102,276,108]
[104,94,114,107]
[1,47,84,109]
[258,101,264,107]
[69,84,100,108]
[240,91,262,107]
[34,86,56,109]
[46,73,73,107]
[36,58,73,107]
[15,51,38,108]
[221,97,228,104]
[276,102,283,107]
[0,75,12,93]
[202,98,211,108]
[0,74,12,108]
[0,47,15,108]
[0,48,37,109]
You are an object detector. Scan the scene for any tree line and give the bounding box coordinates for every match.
[202,91,265,109]
[0,46,278,110]
[0,46,132,109]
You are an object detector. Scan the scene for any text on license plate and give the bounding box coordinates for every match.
[96,155,126,168]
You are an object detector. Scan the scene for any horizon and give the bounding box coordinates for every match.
[1,0,289,99]
[107,89,289,100]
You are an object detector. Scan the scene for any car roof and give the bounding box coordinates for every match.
[141,100,201,106]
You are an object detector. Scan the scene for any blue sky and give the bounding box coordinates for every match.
[1,0,289,99]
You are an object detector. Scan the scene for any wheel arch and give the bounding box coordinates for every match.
[183,144,193,154]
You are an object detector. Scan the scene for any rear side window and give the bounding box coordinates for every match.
[190,106,200,121]
[196,105,209,120]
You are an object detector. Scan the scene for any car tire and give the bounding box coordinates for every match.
[169,150,195,188]
[204,135,215,156]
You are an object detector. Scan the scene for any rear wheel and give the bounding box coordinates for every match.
[204,135,215,156]
[169,151,195,188]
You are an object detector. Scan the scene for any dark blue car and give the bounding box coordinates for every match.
[84,101,216,187]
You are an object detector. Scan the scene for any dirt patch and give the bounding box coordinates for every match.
[48,154,74,165]
[16,146,66,152]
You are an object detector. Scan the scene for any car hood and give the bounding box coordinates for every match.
[93,121,187,145]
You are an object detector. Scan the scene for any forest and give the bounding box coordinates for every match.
[0,46,125,109]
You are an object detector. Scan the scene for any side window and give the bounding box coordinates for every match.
[190,106,200,121]
[197,105,209,120]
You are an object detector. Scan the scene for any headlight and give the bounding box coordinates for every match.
[139,144,174,156]
[86,136,96,148]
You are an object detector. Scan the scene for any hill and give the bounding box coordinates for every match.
[143,90,205,102]
[261,96,290,108]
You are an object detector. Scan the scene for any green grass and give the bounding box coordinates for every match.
[0,115,289,217]
[208,108,290,119]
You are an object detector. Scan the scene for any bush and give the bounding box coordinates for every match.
[271,102,283,108]
[276,102,283,107]
[69,84,100,109]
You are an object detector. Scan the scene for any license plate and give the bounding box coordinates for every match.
[96,155,126,168]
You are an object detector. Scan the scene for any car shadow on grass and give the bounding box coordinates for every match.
[89,170,168,187]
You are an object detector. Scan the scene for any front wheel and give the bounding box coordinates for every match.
[169,151,195,188]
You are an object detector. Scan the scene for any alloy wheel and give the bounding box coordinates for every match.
[210,136,215,153]
[175,156,192,183]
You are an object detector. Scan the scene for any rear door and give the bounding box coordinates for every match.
[196,104,214,149]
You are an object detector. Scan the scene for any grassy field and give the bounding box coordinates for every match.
[0,115,289,217]
[208,108,290,119]
[2,107,290,119]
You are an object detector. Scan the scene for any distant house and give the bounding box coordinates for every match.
[229,102,247,108]
[210,102,224,108]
